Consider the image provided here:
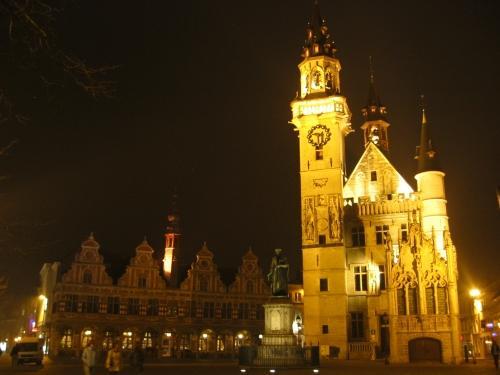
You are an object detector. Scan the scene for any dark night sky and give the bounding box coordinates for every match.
[0,0,498,296]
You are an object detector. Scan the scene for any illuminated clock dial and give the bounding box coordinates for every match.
[307,124,331,147]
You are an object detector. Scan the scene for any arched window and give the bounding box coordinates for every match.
[122,331,133,350]
[60,329,73,348]
[142,331,153,349]
[83,270,92,284]
[102,331,114,350]
[81,329,93,347]
[246,280,254,294]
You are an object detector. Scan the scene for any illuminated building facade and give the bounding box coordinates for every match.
[39,234,276,358]
[291,2,461,363]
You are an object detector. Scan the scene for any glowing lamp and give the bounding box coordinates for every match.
[202,333,208,339]
[237,333,244,339]
[165,332,172,337]
[469,288,481,298]
[258,334,263,339]
[313,370,320,374]
[84,330,92,336]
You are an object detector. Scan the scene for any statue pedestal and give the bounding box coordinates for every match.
[253,297,305,367]
[262,297,296,345]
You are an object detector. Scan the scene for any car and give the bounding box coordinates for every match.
[10,338,43,367]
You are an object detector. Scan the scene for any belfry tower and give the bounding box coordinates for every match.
[163,194,181,286]
[290,0,352,355]
[360,58,390,153]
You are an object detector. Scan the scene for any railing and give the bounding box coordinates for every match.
[396,315,451,332]
[355,198,419,216]
[239,345,319,368]
[348,342,373,360]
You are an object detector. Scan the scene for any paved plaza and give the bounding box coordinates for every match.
[0,356,498,375]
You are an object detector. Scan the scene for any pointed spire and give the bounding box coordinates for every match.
[302,0,336,59]
[416,95,440,173]
[363,56,386,119]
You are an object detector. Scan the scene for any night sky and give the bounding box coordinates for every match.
[0,0,498,296]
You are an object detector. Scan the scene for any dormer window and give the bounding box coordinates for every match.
[371,171,377,181]
[83,270,92,284]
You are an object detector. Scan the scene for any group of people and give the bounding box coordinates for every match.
[81,341,144,374]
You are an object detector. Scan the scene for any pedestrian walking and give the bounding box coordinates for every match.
[105,343,122,374]
[492,339,500,370]
[81,341,96,375]
[130,342,145,374]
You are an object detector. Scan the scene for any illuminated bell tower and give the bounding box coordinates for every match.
[360,58,390,153]
[290,0,352,356]
[163,196,181,286]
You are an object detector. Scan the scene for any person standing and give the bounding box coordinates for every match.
[106,343,122,374]
[492,339,500,370]
[130,342,145,374]
[81,341,96,375]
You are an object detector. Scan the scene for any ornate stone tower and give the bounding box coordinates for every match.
[163,195,181,286]
[290,0,352,356]
[414,106,461,363]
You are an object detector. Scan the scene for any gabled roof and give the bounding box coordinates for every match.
[344,142,414,202]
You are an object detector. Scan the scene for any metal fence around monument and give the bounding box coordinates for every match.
[239,345,319,368]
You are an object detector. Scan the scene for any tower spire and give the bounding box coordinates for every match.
[415,96,440,172]
[361,57,390,152]
[302,0,336,59]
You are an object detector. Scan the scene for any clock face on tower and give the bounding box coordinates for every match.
[307,124,331,147]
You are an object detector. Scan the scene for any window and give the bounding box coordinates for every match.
[127,298,139,315]
[318,234,326,245]
[221,303,233,320]
[107,297,120,314]
[408,288,418,315]
[322,325,329,334]
[147,299,159,316]
[375,225,389,245]
[82,295,99,313]
[102,331,114,350]
[351,226,365,247]
[142,332,153,349]
[199,276,209,292]
[437,287,448,314]
[401,224,408,242]
[350,312,364,340]
[397,289,406,315]
[122,332,133,350]
[83,270,92,284]
[426,287,435,314]
[315,146,324,160]
[354,266,368,292]
[60,329,72,349]
[320,278,328,292]
[370,171,377,181]
[238,303,249,320]
[203,302,215,319]
[246,280,254,294]
[379,265,386,290]
[66,294,78,312]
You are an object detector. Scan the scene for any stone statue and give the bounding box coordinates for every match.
[267,248,289,297]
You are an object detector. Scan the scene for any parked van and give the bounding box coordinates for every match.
[10,337,43,367]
